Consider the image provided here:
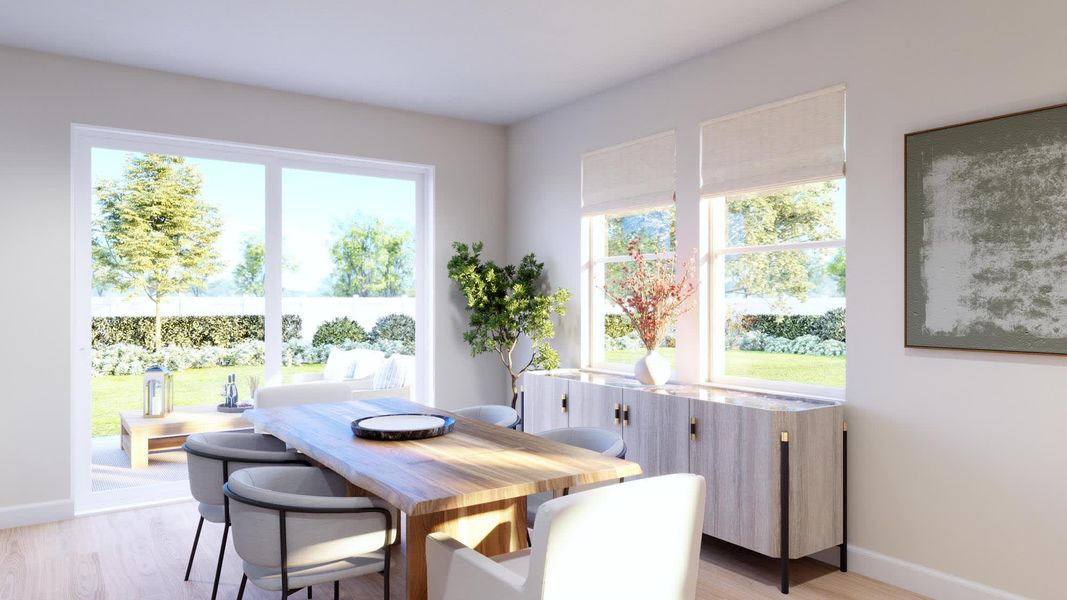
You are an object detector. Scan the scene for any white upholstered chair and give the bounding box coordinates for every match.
[254,381,353,409]
[182,432,308,600]
[452,404,521,429]
[224,466,396,600]
[526,427,626,524]
[426,474,706,600]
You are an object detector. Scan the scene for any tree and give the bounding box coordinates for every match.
[328,217,413,297]
[232,237,266,296]
[725,181,840,306]
[92,154,223,349]
[827,248,846,295]
[447,242,570,409]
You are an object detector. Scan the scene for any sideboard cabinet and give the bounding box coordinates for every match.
[521,370,846,594]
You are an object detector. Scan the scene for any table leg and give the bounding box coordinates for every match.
[403,497,528,600]
[128,432,148,469]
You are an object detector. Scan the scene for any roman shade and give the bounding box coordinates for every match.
[701,86,845,197]
[581,130,676,215]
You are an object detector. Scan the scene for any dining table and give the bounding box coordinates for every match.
[243,397,643,600]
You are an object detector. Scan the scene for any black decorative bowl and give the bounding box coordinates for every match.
[351,414,456,441]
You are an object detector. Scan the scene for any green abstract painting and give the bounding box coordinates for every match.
[905,103,1067,354]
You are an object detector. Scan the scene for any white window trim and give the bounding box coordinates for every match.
[706,180,846,399]
[70,124,435,513]
[582,208,677,375]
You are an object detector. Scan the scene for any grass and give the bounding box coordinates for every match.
[90,363,323,437]
[605,348,844,388]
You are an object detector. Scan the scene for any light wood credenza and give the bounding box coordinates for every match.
[521,370,846,594]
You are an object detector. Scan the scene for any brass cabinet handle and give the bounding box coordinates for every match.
[622,404,630,426]
[690,416,697,441]
[560,393,568,413]
[613,403,621,425]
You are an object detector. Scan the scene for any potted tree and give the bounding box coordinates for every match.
[447,242,570,409]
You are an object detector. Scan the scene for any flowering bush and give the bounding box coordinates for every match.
[604,238,696,352]
[737,332,845,357]
[92,338,414,376]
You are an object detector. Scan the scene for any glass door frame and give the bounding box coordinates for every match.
[71,124,435,512]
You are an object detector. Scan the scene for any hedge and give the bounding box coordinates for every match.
[605,314,634,339]
[737,308,845,342]
[91,315,302,348]
[737,332,846,357]
[370,314,416,344]
[312,317,368,346]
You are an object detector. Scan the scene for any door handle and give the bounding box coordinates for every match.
[560,393,568,413]
[690,416,697,441]
[614,403,621,425]
[622,404,630,426]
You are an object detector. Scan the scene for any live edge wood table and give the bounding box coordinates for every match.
[119,406,252,469]
[243,397,642,600]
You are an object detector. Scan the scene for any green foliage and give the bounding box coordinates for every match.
[329,217,414,297]
[91,314,302,348]
[738,333,846,357]
[725,181,840,306]
[232,237,266,296]
[447,241,570,407]
[827,249,846,295]
[734,309,846,342]
[92,154,224,348]
[371,313,416,344]
[604,314,634,339]
[312,317,369,346]
[606,206,676,256]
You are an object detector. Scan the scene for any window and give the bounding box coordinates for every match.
[588,205,678,370]
[708,179,845,392]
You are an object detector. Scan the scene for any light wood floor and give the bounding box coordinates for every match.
[0,501,926,600]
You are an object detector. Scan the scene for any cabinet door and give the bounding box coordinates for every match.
[622,389,690,479]
[521,374,569,434]
[568,380,622,431]
[689,399,777,556]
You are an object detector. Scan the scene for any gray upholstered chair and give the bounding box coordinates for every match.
[452,405,521,429]
[527,427,626,525]
[224,466,396,600]
[426,474,706,600]
[183,432,307,600]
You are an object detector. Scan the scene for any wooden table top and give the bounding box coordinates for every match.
[120,405,251,432]
[244,398,642,515]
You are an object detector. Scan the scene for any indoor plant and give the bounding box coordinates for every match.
[605,238,695,385]
[447,241,570,409]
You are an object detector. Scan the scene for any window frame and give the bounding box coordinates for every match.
[706,178,846,399]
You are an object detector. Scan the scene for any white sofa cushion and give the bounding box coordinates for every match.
[372,354,414,390]
[323,348,386,381]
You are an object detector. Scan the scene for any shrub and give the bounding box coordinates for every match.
[604,314,634,339]
[733,309,846,343]
[312,317,368,346]
[91,314,302,348]
[370,314,416,344]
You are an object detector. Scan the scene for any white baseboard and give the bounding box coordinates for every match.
[811,545,1030,600]
[0,498,74,530]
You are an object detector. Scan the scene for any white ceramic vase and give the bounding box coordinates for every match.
[634,349,670,385]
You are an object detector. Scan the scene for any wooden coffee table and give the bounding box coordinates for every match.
[119,405,252,469]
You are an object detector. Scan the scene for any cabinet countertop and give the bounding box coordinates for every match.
[528,369,841,412]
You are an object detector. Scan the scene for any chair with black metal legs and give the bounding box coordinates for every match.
[225,466,396,600]
[183,432,308,600]
[526,427,626,527]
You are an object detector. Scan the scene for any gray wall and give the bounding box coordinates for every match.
[506,1,1067,598]
[0,45,508,519]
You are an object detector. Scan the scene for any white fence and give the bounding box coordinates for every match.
[91,296,416,342]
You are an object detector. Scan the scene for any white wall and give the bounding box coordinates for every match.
[0,46,508,522]
[507,1,1067,598]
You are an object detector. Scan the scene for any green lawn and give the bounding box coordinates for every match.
[91,363,323,437]
[605,348,844,388]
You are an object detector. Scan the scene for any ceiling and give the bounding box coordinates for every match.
[0,0,846,124]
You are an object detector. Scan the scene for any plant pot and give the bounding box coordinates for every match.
[634,350,670,385]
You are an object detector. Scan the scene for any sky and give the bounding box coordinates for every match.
[91,148,417,295]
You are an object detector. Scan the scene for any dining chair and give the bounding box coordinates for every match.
[254,381,353,409]
[224,466,396,600]
[183,432,308,600]
[426,473,706,600]
[452,404,521,429]
[527,427,626,525]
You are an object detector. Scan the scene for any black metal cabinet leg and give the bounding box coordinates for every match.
[334,580,340,600]
[308,584,313,598]
[184,516,204,581]
[840,422,848,572]
[237,574,248,600]
[780,432,790,595]
[210,523,229,600]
